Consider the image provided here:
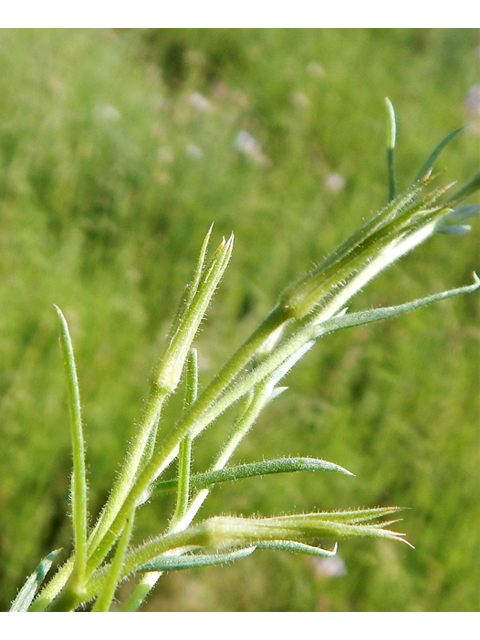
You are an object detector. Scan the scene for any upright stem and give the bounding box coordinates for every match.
[87,383,169,555]
[86,305,291,575]
[171,349,198,528]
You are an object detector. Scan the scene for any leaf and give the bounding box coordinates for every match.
[437,225,472,235]
[10,549,62,612]
[152,456,354,495]
[136,546,256,572]
[385,97,397,202]
[314,273,480,338]
[153,232,234,393]
[414,127,463,183]
[54,305,88,587]
[449,168,480,203]
[256,540,338,557]
[443,203,480,224]
[273,506,405,526]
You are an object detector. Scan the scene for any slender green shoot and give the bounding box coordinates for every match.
[54,305,88,592]
[92,515,134,612]
[449,167,480,203]
[171,349,198,527]
[385,97,397,201]
[414,127,463,183]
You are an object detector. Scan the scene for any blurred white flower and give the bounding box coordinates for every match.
[156,147,174,163]
[94,103,121,123]
[154,171,172,185]
[291,91,310,108]
[324,172,346,194]
[188,92,213,112]
[310,554,347,578]
[185,143,204,160]
[47,75,64,92]
[307,62,325,78]
[464,84,480,135]
[234,130,269,166]
[185,50,205,66]
[464,84,480,116]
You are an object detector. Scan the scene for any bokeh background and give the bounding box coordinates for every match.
[0,28,479,612]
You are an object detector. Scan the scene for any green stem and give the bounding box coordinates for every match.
[87,383,170,555]
[123,381,269,610]
[171,349,198,527]
[92,515,134,612]
[85,305,290,575]
[69,527,208,610]
[173,383,272,532]
[54,306,88,592]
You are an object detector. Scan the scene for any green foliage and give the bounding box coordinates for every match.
[2,28,480,612]
[9,549,61,612]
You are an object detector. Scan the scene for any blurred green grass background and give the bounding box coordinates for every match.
[0,28,479,611]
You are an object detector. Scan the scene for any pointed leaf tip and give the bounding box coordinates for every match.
[10,548,62,612]
[136,546,256,572]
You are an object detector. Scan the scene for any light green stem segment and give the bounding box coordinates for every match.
[171,349,198,527]
[123,348,199,611]
[29,557,74,611]
[121,572,160,612]
[72,527,208,610]
[124,381,273,611]
[87,383,169,555]
[92,514,134,612]
[54,305,88,592]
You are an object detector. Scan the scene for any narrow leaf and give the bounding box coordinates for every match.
[152,456,354,495]
[385,97,397,202]
[315,274,480,338]
[448,167,480,203]
[437,225,472,235]
[10,549,62,612]
[136,546,256,572]
[414,127,463,183]
[272,506,405,526]
[54,305,88,589]
[443,203,480,224]
[256,540,338,557]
